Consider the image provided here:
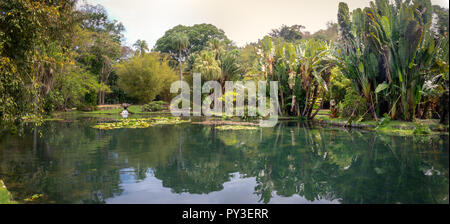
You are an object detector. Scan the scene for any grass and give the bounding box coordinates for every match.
[46,105,172,120]
[0,180,17,204]
[86,105,147,114]
[313,111,448,136]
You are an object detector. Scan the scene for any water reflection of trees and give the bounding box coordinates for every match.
[243,123,449,203]
[0,120,448,204]
[0,120,122,203]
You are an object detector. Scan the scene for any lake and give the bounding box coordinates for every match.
[0,116,448,204]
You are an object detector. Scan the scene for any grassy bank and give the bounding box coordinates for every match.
[313,110,449,135]
[0,180,17,204]
[87,105,146,114]
[44,105,172,119]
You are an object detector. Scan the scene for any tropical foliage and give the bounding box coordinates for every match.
[0,0,449,134]
[335,0,449,122]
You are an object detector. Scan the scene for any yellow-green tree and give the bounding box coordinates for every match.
[116,53,178,103]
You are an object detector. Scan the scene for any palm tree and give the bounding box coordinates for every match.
[192,50,221,81]
[170,32,190,81]
[259,36,275,80]
[219,50,241,84]
[133,39,149,56]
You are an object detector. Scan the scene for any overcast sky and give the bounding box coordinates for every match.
[84,0,449,48]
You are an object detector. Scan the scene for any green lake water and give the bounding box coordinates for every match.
[0,116,448,204]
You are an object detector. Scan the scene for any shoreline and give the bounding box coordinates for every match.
[34,108,450,136]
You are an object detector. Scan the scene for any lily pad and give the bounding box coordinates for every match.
[215,125,259,131]
[92,117,190,130]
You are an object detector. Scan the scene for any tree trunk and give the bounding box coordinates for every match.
[98,89,102,105]
[276,73,284,116]
[369,94,378,122]
[179,50,183,81]
[439,91,449,124]
[310,91,326,120]
[290,89,296,114]
[307,84,319,118]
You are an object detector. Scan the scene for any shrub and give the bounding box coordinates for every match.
[142,101,168,112]
[339,90,370,120]
[377,114,392,127]
[413,123,432,135]
[43,90,65,114]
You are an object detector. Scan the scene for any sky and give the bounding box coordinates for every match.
[84,0,449,48]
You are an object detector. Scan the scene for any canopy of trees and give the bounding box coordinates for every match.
[0,0,449,134]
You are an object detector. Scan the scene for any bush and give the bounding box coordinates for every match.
[142,101,168,112]
[326,67,351,106]
[339,90,370,120]
[43,90,65,114]
[77,104,98,112]
[377,114,392,127]
[116,53,178,104]
[413,123,432,135]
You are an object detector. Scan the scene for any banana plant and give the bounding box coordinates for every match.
[295,39,334,119]
[274,42,297,115]
[336,0,438,121]
[258,36,275,80]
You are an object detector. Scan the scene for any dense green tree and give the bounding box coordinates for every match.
[0,0,78,131]
[77,4,124,105]
[154,24,230,54]
[238,43,260,78]
[270,24,305,42]
[115,53,178,103]
[307,22,339,42]
[154,24,232,76]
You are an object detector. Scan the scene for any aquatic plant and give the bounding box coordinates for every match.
[215,125,259,131]
[91,117,190,130]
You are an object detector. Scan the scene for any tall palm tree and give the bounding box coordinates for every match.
[192,50,221,81]
[170,32,190,81]
[133,39,149,56]
[205,39,241,85]
[259,36,275,80]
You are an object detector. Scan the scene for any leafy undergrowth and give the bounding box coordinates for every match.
[215,125,259,131]
[0,180,17,204]
[376,122,436,136]
[23,194,45,203]
[315,114,447,136]
[91,117,190,130]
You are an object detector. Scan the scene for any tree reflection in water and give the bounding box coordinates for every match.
[0,119,448,204]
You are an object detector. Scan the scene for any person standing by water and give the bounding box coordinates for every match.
[121,103,130,118]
